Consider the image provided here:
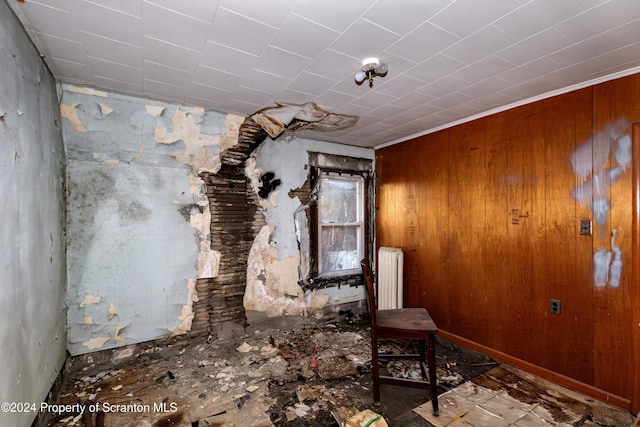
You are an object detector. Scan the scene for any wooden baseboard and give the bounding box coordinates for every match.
[437,329,631,412]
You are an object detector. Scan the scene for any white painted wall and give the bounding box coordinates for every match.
[0,3,67,426]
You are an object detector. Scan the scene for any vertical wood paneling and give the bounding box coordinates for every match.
[375,73,640,406]
[420,131,450,327]
[592,76,640,398]
[448,121,487,341]
[632,123,640,413]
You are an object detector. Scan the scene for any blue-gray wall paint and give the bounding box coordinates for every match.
[0,2,67,426]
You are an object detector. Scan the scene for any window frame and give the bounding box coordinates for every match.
[316,171,365,278]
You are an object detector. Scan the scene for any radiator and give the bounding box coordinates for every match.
[377,247,404,310]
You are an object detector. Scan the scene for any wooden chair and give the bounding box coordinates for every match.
[360,258,439,416]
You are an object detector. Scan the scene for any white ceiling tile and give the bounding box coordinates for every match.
[87,0,143,18]
[402,104,442,120]
[75,1,142,46]
[87,56,144,83]
[222,99,267,116]
[144,0,219,23]
[614,19,640,44]
[143,79,187,102]
[230,86,274,106]
[13,2,75,39]
[368,103,405,119]
[271,88,315,105]
[376,51,417,76]
[350,89,396,109]
[390,91,436,109]
[46,57,92,82]
[308,50,362,81]
[144,61,194,88]
[199,42,258,76]
[498,57,560,84]
[8,0,640,148]
[452,56,514,84]
[538,57,607,87]
[374,75,426,98]
[270,14,340,59]
[185,96,225,112]
[363,0,452,35]
[330,19,400,58]
[219,0,296,27]
[443,26,516,65]
[241,70,290,93]
[498,82,554,103]
[80,31,143,68]
[556,0,639,42]
[92,75,144,95]
[143,2,209,51]
[419,75,471,98]
[429,92,473,109]
[459,76,510,98]
[387,22,459,63]
[143,37,200,72]
[493,0,587,39]
[192,65,243,90]
[30,32,87,65]
[253,46,312,79]
[466,91,515,110]
[293,0,373,32]
[188,82,232,103]
[430,0,522,38]
[498,28,574,66]
[596,42,640,69]
[208,8,276,56]
[405,54,465,82]
[313,90,358,110]
[286,72,336,96]
[549,31,627,67]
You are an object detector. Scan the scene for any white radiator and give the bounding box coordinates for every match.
[377,247,403,310]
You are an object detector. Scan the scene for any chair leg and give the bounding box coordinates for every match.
[428,332,439,416]
[372,337,381,405]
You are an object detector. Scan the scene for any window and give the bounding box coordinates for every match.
[317,172,364,277]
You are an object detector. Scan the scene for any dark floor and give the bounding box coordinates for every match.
[46,312,636,427]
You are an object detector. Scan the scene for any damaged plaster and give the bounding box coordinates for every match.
[246,136,373,314]
[61,85,238,355]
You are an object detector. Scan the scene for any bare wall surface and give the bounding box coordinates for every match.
[60,85,242,355]
[0,2,67,426]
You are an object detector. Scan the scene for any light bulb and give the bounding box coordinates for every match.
[355,71,367,84]
[374,62,388,75]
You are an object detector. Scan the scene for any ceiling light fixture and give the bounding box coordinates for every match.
[355,57,388,88]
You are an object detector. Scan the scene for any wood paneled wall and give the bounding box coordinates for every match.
[375,73,640,410]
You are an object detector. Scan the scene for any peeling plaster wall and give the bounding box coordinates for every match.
[245,137,373,316]
[60,85,241,355]
[0,3,67,426]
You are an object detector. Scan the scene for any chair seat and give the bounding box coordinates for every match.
[377,308,438,336]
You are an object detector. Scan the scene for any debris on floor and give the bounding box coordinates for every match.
[414,364,635,427]
[44,312,631,426]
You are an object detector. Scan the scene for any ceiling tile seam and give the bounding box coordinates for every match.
[143,0,212,24]
[87,55,143,72]
[143,35,201,53]
[30,29,84,46]
[83,0,141,19]
[24,0,70,14]
[78,29,143,49]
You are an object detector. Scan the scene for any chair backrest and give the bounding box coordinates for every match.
[360,258,378,327]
